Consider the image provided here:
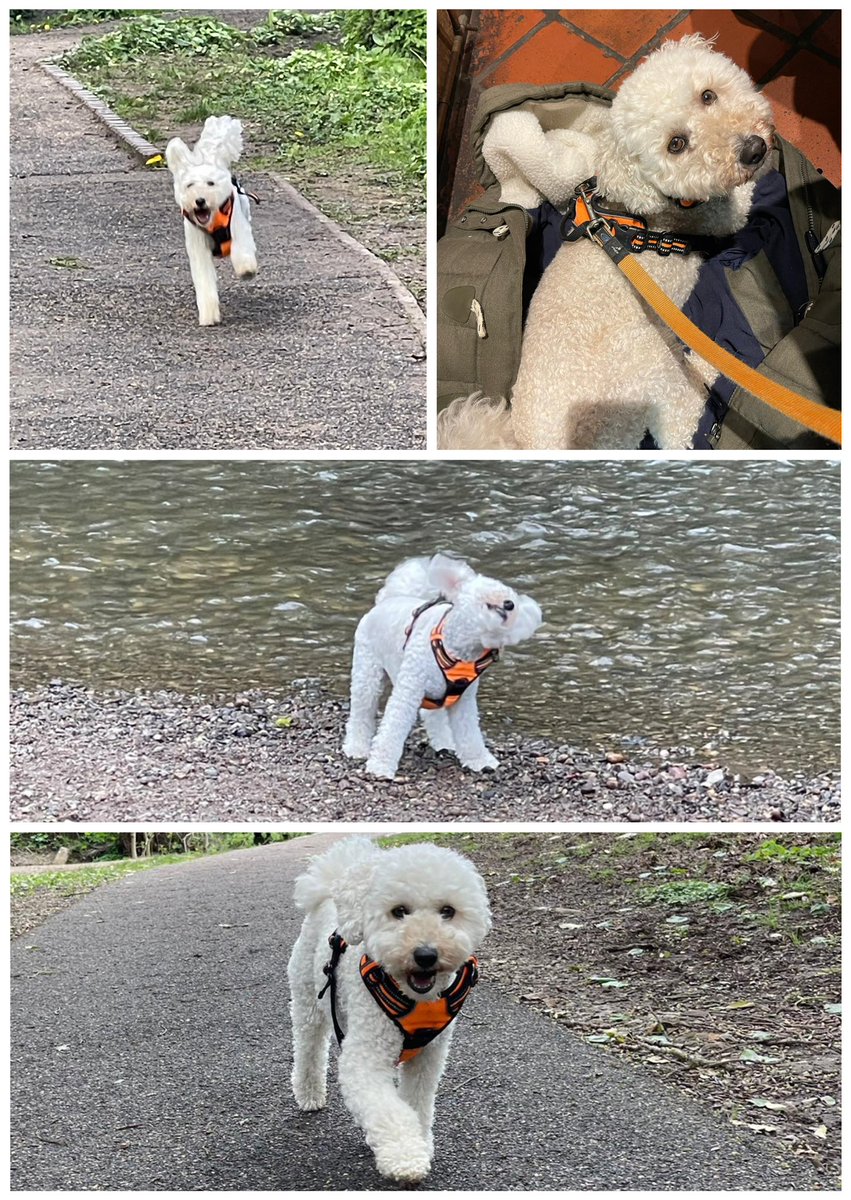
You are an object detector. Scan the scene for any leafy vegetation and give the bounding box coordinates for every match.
[11,830,295,860]
[11,9,137,33]
[637,879,732,906]
[57,10,426,182]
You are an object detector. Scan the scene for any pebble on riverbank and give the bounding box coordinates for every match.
[10,680,840,823]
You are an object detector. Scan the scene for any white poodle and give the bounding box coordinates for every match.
[165,115,258,326]
[439,35,775,449]
[343,553,543,779]
[288,837,491,1183]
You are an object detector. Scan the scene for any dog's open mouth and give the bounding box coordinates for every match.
[406,970,437,995]
[193,206,211,225]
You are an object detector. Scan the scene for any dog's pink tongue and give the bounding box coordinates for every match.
[195,210,210,225]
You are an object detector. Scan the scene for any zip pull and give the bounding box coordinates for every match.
[805,229,828,281]
[492,223,510,240]
[470,298,487,338]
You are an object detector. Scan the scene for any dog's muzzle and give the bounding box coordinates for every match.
[738,135,768,168]
[193,202,212,226]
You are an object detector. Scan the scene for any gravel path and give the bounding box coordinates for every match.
[10,682,840,822]
[10,29,425,450]
[11,835,816,1190]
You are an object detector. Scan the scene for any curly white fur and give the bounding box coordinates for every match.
[288,837,491,1183]
[343,553,543,779]
[439,35,775,450]
[165,115,258,326]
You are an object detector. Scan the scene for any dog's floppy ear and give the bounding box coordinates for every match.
[428,553,475,601]
[331,852,377,946]
[165,137,192,175]
[505,595,543,645]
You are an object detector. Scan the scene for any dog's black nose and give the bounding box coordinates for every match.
[413,945,438,970]
[503,599,515,611]
[739,135,767,167]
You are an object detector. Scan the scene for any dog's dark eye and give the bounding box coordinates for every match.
[207,180,215,187]
[503,599,514,611]
[391,905,408,920]
[701,89,717,105]
[440,905,456,920]
[668,135,689,155]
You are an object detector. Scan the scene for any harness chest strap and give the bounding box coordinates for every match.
[403,606,498,710]
[318,932,479,1064]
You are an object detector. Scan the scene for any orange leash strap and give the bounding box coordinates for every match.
[590,222,841,446]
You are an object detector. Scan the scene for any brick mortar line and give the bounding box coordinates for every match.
[38,59,426,347]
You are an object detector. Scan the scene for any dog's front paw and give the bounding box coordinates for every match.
[198,303,221,327]
[233,256,258,280]
[293,1086,327,1112]
[374,1139,432,1184]
[461,752,499,772]
[343,738,369,761]
[365,755,399,780]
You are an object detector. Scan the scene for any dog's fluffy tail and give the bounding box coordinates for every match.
[293,837,378,913]
[196,114,244,167]
[437,393,520,450]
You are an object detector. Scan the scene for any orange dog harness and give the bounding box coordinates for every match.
[318,932,479,1064]
[424,615,498,709]
[403,602,498,710]
[561,178,715,258]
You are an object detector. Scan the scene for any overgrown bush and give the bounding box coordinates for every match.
[341,9,426,62]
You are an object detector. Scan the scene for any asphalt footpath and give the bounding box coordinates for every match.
[10,31,425,450]
[11,836,813,1191]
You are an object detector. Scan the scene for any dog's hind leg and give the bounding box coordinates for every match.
[287,932,331,1111]
[365,668,426,779]
[397,1035,453,1153]
[230,191,258,279]
[343,640,386,760]
[420,708,456,753]
[447,682,498,772]
[339,1042,432,1182]
[183,221,220,326]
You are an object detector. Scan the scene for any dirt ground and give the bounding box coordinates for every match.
[420,831,841,1186]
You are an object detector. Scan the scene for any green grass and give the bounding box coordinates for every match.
[10,853,204,897]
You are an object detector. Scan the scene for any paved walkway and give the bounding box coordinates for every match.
[11,836,812,1190]
[10,31,425,450]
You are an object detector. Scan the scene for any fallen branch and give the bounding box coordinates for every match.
[636,1036,735,1069]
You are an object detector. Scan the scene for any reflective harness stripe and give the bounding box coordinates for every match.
[318,932,479,1064]
[424,617,498,709]
[561,177,715,258]
[403,603,498,710]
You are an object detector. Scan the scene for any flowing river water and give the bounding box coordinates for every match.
[10,458,839,774]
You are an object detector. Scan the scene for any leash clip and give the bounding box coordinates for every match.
[586,218,631,264]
